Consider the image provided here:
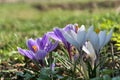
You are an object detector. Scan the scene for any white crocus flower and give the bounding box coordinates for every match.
[87,27,113,54]
[82,41,96,69]
[62,25,86,50]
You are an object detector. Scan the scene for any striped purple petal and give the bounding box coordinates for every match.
[37,34,49,50]
[26,38,38,53]
[17,47,36,60]
[35,50,47,60]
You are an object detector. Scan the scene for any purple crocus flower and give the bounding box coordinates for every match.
[47,24,76,60]
[17,34,58,67]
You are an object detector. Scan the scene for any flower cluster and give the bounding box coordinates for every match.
[62,24,113,68]
[17,23,113,78]
[18,34,58,67]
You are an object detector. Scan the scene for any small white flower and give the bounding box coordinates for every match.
[82,41,96,69]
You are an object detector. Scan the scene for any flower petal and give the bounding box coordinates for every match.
[17,47,26,56]
[104,29,113,45]
[82,41,96,59]
[54,28,68,48]
[89,31,99,52]
[37,34,49,50]
[78,25,86,31]
[63,24,75,31]
[47,32,62,42]
[63,30,79,49]
[77,30,86,48]
[36,50,47,60]
[86,26,94,40]
[17,47,35,60]
[82,45,91,55]
[82,41,96,69]
[26,38,38,52]
[98,30,106,49]
[49,41,58,52]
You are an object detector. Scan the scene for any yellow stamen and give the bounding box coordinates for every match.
[74,23,79,33]
[32,45,37,53]
[95,28,100,34]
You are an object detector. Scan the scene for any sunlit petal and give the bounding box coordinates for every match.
[98,30,106,49]
[86,26,94,40]
[89,32,99,52]
[77,31,86,48]
[78,25,86,31]
[104,29,113,45]
[63,30,79,48]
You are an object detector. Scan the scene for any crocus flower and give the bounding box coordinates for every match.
[62,25,86,51]
[17,34,58,67]
[82,41,96,69]
[47,24,76,60]
[87,26,113,54]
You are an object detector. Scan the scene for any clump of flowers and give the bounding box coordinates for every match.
[18,34,58,68]
[17,24,113,79]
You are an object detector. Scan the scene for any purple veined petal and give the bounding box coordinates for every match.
[36,38,42,49]
[17,47,36,60]
[104,29,113,45]
[54,28,65,41]
[48,41,58,52]
[43,39,52,52]
[47,32,62,42]
[77,30,86,48]
[42,34,49,48]
[44,40,58,52]
[63,24,75,31]
[17,47,27,56]
[26,50,36,60]
[36,34,49,50]
[98,30,106,49]
[63,30,79,49]
[78,25,86,31]
[66,30,77,40]
[35,50,47,60]
[26,38,38,53]
[89,31,99,53]
[41,34,49,50]
[86,26,94,40]
[54,28,68,48]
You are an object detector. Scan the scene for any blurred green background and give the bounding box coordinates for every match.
[0,0,120,62]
